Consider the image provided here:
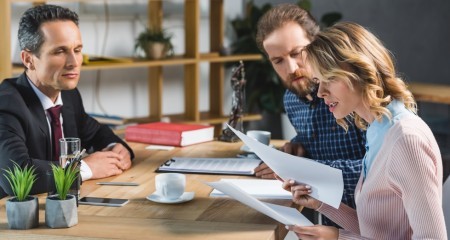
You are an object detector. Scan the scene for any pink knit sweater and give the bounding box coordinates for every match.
[318,116,447,239]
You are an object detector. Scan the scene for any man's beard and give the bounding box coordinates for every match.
[283,69,317,97]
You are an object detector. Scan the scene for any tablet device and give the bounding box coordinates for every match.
[79,197,129,207]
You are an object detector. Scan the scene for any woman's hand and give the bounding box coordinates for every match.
[282,179,322,210]
[286,225,339,240]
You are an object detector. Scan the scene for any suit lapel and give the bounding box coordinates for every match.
[61,94,78,138]
[16,73,52,158]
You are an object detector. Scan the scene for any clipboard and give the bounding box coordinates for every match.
[156,157,262,176]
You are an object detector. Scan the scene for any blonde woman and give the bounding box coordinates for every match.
[282,22,447,239]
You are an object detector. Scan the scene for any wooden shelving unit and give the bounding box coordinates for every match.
[1,0,263,136]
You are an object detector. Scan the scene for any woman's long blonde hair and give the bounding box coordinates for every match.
[304,22,416,130]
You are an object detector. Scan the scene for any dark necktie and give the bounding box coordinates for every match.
[47,105,63,161]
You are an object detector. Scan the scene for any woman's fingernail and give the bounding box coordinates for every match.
[290,180,295,184]
[305,185,311,189]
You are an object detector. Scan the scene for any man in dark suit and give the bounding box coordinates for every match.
[0,4,134,199]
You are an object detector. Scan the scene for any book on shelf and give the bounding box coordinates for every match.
[89,113,127,126]
[125,122,214,147]
[82,54,132,65]
[156,157,262,175]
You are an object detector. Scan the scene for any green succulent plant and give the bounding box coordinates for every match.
[134,27,174,58]
[51,162,80,200]
[3,161,37,201]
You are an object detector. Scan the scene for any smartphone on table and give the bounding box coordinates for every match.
[79,197,129,207]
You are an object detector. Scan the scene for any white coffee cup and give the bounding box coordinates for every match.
[246,130,271,145]
[155,173,186,200]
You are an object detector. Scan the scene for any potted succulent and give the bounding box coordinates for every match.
[45,162,80,228]
[135,27,174,60]
[3,162,39,229]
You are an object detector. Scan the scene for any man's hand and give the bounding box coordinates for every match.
[254,163,276,179]
[254,142,306,179]
[281,142,306,156]
[105,143,132,171]
[83,151,124,179]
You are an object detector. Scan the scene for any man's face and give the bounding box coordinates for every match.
[24,20,83,97]
[263,22,316,97]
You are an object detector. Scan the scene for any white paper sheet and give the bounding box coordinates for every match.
[206,181,313,226]
[210,179,292,199]
[227,124,344,209]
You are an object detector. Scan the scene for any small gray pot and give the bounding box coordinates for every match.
[6,196,39,229]
[45,194,78,228]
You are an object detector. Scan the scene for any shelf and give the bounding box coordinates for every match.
[12,53,263,75]
[200,53,263,63]
[124,112,262,125]
[13,56,197,74]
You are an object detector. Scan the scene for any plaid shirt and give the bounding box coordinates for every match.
[284,89,366,224]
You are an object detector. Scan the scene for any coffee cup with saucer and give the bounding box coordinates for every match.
[147,173,195,204]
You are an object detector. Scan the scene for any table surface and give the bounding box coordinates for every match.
[0,140,292,240]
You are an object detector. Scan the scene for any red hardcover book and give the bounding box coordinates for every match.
[125,122,214,147]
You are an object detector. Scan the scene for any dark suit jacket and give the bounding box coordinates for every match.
[0,73,134,199]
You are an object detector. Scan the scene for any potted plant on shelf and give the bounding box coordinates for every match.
[135,27,174,60]
[3,162,39,229]
[45,162,80,228]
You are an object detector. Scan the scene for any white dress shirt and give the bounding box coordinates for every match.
[27,78,93,180]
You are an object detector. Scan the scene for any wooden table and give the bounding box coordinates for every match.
[0,140,291,240]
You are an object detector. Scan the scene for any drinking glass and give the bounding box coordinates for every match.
[59,137,81,205]
[59,138,81,167]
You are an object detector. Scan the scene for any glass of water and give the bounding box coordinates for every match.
[59,137,81,205]
[59,137,80,167]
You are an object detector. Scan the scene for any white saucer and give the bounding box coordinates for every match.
[146,192,195,204]
[240,144,274,153]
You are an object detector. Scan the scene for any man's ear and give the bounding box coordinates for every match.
[21,50,34,70]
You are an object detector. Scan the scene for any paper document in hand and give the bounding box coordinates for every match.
[210,179,292,199]
[227,124,344,209]
[206,181,312,226]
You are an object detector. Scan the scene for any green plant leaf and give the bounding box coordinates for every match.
[3,161,37,201]
[297,0,312,11]
[51,162,80,200]
[134,27,174,58]
[320,12,342,27]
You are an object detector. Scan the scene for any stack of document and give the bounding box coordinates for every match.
[210,179,291,199]
[206,181,312,226]
[157,157,262,176]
